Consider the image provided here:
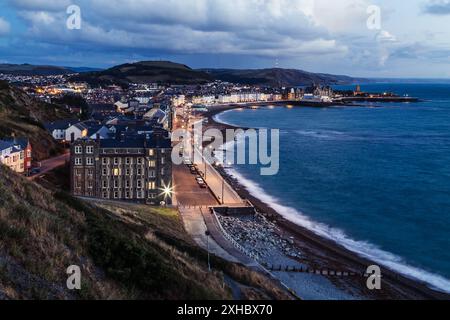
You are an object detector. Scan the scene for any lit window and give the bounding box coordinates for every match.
[148,181,156,190]
[113,168,120,176]
[149,160,156,168]
[149,149,155,156]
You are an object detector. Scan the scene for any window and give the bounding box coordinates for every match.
[75,158,82,166]
[137,190,143,199]
[149,193,156,199]
[27,150,31,158]
[125,168,131,176]
[125,180,130,188]
[114,191,119,199]
[137,180,142,188]
[114,180,119,188]
[103,191,108,199]
[86,157,94,166]
[113,168,120,176]
[20,152,24,160]
[102,158,108,165]
[161,157,165,165]
[149,170,156,178]
[75,146,82,154]
[125,191,131,199]
[102,180,108,188]
[114,157,119,165]
[148,181,156,190]
[86,146,94,154]
[102,168,107,176]
[125,157,131,165]
[137,158,143,165]
[137,168,142,176]
[75,169,82,176]
[87,169,94,176]
[149,160,156,168]
[161,168,165,175]
[149,149,155,156]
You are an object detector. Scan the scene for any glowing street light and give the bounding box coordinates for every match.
[159,182,175,200]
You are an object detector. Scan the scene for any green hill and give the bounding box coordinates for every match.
[202,68,366,86]
[0,165,290,300]
[0,81,71,160]
[71,61,214,87]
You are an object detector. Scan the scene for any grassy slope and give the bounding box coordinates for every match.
[0,165,290,300]
[0,81,72,160]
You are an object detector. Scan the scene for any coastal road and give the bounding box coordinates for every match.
[28,152,70,180]
[179,206,239,263]
[192,145,245,205]
[173,164,218,206]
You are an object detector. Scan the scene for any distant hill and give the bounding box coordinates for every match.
[0,64,101,76]
[70,61,214,87]
[0,81,72,160]
[0,64,73,76]
[202,68,366,86]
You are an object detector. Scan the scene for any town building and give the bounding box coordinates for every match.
[0,138,32,174]
[70,133,172,205]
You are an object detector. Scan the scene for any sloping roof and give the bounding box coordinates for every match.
[45,119,78,132]
[143,108,166,121]
[99,134,171,149]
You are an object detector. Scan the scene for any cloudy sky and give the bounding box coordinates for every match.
[0,0,449,77]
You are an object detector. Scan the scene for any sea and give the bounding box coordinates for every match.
[214,83,450,293]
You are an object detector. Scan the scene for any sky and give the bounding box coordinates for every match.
[0,0,449,78]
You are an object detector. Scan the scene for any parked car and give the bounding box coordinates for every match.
[30,167,41,175]
[197,180,207,188]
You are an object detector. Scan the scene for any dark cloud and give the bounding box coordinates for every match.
[423,0,450,15]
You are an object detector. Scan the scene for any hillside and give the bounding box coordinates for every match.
[70,61,214,87]
[0,64,73,76]
[0,81,72,160]
[0,64,100,76]
[0,165,290,300]
[203,68,366,86]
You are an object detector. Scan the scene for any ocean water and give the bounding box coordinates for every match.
[215,83,450,293]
